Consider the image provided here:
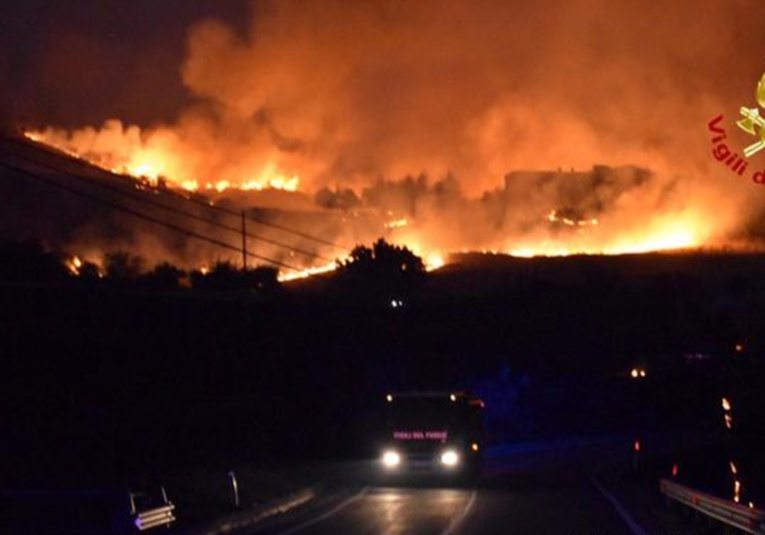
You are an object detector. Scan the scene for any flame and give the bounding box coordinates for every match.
[242,175,299,192]
[425,253,445,271]
[240,162,299,192]
[19,124,723,282]
[722,396,734,429]
[547,209,599,227]
[23,127,300,193]
[385,218,409,229]
[509,215,702,257]
[279,259,344,282]
[725,413,733,429]
[123,148,168,183]
[65,255,83,276]
[181,180,200,191]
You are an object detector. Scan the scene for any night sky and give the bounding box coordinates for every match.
[0,0,250,126]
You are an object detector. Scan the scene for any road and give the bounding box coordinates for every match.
[233,437,696,535]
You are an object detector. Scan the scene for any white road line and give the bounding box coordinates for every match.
[274,487,369,535]
[440,490,477,535]
[591,473,649,535]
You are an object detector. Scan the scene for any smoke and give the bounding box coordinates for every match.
[11,0,765,266]
[174,0,760,183]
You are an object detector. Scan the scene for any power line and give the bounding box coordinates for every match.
[0,160,303,271]
[157,179,351,251]
[5,136,351,252]
[0,146,334,262]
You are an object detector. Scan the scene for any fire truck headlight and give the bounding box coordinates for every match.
[440,449,459,467]
[382,450,401,468]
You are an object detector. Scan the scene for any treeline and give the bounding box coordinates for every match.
[0,239,279,292]
[0,237,427,294]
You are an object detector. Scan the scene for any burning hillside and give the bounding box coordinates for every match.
[15,128,715,268]
[24,122,300,194]
[6,0,765,275]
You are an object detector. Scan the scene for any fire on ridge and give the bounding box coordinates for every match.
[21,127,715,279]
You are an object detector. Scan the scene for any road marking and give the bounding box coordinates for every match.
[204,490,316,534]
[439,490,477,535]
[591,472,649,535]
[274,487,369,535]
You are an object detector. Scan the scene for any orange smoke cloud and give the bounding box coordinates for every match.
[18,0,765,268]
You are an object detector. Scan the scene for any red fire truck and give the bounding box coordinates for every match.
[379,392,485,477]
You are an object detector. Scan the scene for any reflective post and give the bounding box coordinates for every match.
[228,471,240,509]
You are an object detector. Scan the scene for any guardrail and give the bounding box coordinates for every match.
[129,486,176,531]
[660,478,765,534]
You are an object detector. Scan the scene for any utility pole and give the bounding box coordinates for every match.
[241,210,247,271]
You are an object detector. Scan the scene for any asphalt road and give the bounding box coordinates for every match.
[236,437,697,535]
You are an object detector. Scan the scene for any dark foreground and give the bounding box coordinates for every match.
[3,248,765,533]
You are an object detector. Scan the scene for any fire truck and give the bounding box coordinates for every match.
[379,392,485,477]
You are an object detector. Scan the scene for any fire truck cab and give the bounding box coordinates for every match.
[379,392,484,477]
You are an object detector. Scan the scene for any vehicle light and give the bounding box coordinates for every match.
[386,394,393,402]
[440,450,459,467]
[630,366,647,379]
[382,450,401,468]
[471,443,479,452]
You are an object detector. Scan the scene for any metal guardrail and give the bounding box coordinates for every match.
[660,478,765,534]
[129,486,176,531]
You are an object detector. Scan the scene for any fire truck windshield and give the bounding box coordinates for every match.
[387,397,470,429]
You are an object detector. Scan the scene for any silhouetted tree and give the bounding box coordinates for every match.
[243,266,280,291]
[315,187,361,211]
[139,262,186,290]
[78,261,102,281]
[0,239,68,282]
[190,261,279,292]
[191,261,239,290]
[362,174,429,218]
[341,238,425,277]
[104,251,145,283]
[337,238,425,299]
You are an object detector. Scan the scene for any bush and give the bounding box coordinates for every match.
[336,238,425,297]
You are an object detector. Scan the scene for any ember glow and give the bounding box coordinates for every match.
[65,255,83,276]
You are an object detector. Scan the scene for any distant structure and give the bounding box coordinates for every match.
[503,165,651,223]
